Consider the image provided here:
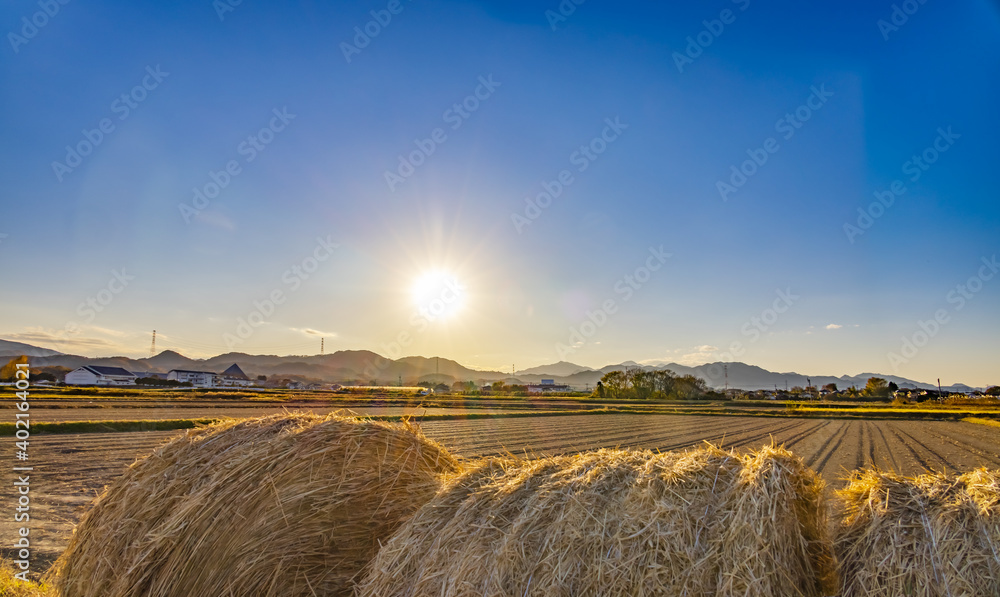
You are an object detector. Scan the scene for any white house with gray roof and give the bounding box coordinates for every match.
[167,364,253,388]
[65,366,137,386]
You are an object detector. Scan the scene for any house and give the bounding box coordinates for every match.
[167,369,216,388]
[132,372,168,381]
[65,366,137,386]
[216,364,253,387]
[527,379,571,394]
[167,364,255,388]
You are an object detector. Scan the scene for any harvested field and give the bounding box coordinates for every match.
[12,405,530,422]
[4,414,1000,573]
[419,415,1000,477]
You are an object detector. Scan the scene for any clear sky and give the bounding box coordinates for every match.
[1,0,998,386]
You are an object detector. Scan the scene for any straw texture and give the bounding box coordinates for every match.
[358,443,835,596]
[836,467,1000,597]
[47,413,458,597]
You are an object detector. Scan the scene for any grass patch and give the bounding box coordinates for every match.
[0,418,222,435]
[791,405,1000,417]
[962,417,1000,429]
[0,560,54,596]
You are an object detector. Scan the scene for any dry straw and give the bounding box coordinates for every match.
[46,412,458,597]
[836,467,1000,597]
[358,443,836,596]
[1,560,55,597]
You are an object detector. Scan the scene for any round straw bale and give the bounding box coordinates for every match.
[358,443,834,596]
[835,467,1000,597]
[47,412,458,597]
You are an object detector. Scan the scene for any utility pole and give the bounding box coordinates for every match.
[938,378,943,399]
[724,364,728,392]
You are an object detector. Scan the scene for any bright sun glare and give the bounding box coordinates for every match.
[411,270,465,322]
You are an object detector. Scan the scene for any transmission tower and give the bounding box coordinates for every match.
[321,337,324,355]
[149,330,156,358]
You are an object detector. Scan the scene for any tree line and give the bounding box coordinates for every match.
[595,369,711,400]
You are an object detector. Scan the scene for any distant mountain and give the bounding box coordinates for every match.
[143,350,200,371]
[516,361,594,377]
[16,346,502,386]
[598,361,641,374]
[0,339,63,358]
[542,361,979,393]
[3,338,984,391]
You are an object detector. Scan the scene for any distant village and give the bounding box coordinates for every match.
[55,364,575,394]
[65,364,256,388]
[4,356,993,400]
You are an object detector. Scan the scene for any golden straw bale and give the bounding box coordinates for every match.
[358,443,834,596]
[835,467,1000,597]
[47,413,457,597]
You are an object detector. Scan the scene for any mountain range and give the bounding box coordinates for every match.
[0,338,983,392]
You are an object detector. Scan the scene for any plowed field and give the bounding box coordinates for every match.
[6,413,999,570]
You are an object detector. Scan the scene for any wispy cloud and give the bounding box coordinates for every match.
[677,345,719,365]
[291,327,337,337]
[641,345,719,366]
[193,210,236,231]
[825,323,843,330]
[5,326,130,354]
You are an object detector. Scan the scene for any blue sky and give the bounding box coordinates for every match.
[1,0,998,386]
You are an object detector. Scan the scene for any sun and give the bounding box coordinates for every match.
[411,270,465,322]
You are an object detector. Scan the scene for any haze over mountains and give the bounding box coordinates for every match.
[0,338,981,392]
